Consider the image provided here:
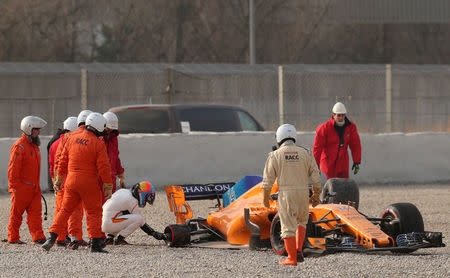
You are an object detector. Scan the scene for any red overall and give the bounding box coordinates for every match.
[313,117,361,179]
[103,130,124,193]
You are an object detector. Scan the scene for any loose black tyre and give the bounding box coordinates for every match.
[270,213,287,256]
[164,224,191,247]
[380,202,424,253]
[320,178,359,209]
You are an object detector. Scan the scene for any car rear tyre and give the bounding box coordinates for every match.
[270,213,287,256]
[164,224,191,247]
[320,178,359,209]
[381,202,424,253]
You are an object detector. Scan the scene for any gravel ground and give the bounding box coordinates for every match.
[0,184,448,278]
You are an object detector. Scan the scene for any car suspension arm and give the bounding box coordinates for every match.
[244,208,262,250]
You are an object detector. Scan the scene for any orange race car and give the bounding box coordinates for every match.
[163,176,444,255]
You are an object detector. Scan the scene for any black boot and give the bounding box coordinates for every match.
[42,233,58,251]
[105,234,115,245]
[56,235,71,247]
[297,251,304,262]
[90,238,108,253]
[114,235,129,245]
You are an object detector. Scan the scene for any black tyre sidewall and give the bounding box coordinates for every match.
[164,224,191,247]
[381,202,424,238]
[270,213,287,256]
[320,178,360,209]
[381,202,424,253]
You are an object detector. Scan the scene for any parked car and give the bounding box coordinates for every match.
[107,104,265,134]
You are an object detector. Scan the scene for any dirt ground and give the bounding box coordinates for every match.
[0,184,448,278]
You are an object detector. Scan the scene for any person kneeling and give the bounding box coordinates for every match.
[102,181,167,245]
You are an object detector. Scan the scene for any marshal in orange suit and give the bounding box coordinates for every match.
[7,116,47,244]
[42,112,113,253]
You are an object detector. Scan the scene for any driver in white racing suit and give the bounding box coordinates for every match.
[102,181,167,245]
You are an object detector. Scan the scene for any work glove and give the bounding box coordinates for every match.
[310,188,321,207]
[352,162,360,175]
[263,189,271,208]
[103,183,113,200]
[53,175,64,192]
[117,173,125,188]
[152,232,167,241]
[141,223,167,240]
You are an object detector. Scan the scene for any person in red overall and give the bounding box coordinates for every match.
[42,112,113,253]
[49,116,88,248]
[7,116,47,244]
[103,112,125,194]
[313,102,361,179]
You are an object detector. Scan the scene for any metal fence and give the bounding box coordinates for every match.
[312,0,450,24]
[0,63,449,137]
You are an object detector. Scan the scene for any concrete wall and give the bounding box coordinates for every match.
[1,132,449,193]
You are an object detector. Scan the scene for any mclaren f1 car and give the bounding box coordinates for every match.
[163,177,444,255]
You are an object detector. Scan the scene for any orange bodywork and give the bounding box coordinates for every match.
[309,204,393,248]
[205,183,278,245]
[166,181,394,248]
[165,186,193,224]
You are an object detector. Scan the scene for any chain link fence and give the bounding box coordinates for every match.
[170,66,280,130]
[0,71,81,137]
[282,65,387,133]
[0,63,449,137]
[391,65,450,132]
[87,70,169,111]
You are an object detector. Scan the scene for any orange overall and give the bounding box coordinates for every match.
[49,134,84,241]
[49,129,112,239]
[7,134,46,242]
[53,126,85,173]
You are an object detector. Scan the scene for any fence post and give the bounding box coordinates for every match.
[81,68,88,110]
[278,65,284,126]
[385,64,392,132]
[167,67,174,104]
[249,0,255,65]
[51,99,55,135]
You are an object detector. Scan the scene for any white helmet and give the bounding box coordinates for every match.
[103,111,119,130]
[332,102,347,114]
[276,124,297,144]
[20,116,47,136]
[85,112,106,133]
[77,110,93,125]
[63,116,78,132]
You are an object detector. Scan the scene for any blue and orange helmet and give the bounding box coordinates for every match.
[131,181,155,207]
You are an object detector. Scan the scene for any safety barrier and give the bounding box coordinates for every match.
[0,132,449,193]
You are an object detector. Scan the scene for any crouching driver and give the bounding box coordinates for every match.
[102,181,167,245]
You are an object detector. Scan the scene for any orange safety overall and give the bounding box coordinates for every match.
[49,129,112,239]
[7,134,46,242]
[49,134,84,241]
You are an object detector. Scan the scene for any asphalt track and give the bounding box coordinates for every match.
[0,184,448,278]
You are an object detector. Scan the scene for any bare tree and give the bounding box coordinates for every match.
[0,0,91,61]
[1,0,449,64]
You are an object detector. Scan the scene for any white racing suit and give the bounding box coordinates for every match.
[102,189,145,237]
[262,142,321,238]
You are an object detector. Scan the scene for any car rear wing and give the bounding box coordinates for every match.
[165,182,235,224]
[174,182,235,201]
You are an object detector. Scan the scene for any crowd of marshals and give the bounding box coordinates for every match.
[7,101,361,261]
[7,110,166,253]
